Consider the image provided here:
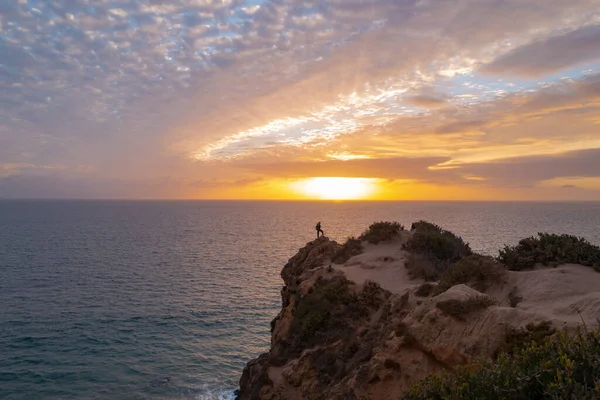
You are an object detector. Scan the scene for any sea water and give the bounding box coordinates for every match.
[1,200,599,399]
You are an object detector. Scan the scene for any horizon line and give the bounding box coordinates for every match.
[1,198,600,203]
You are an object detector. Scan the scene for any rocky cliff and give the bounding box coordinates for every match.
[236,226,600,400]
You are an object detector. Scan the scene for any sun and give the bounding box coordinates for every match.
[291,177,379,200]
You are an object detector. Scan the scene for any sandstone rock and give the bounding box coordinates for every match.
[237,233,600,399]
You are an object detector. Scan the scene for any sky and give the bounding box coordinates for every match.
[1,0,600,200]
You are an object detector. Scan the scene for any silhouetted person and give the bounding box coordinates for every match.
[316,222,324,238]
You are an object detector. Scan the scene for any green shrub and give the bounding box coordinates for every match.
[403,327,600,400]
[404,221,472,278]
[406,253,439,281]
[410,221,445,232]
[435,255,507,295]
[292,278,364,341]
[384,358,401,371]
[415,282,436,297]
[498,233,600,271]
[332,237,363,264]
[358,280,386,308]
[311,351,342,384]
[301,310,329,338]
[435,295,496,321]
[360,221,404,244]
[341,339,360,360]
[497,320,556,358]
[394,321,416,346]
[508,286,522,308]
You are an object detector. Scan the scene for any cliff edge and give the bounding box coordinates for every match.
[237,224,600,400]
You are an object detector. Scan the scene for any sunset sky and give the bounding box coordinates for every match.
[1,0,600,200]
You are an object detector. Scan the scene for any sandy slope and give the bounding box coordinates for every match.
[508,264,600,325]
[332,232,422,295]
[335,234,600,327]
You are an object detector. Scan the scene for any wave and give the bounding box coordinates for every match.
[193,385,236,400]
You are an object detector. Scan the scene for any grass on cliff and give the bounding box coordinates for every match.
[498,233,600,271]
[332,237,363,264]
[403,326,600,400]
[404,221,472,280]
[434,255,507,295]
[359,221,404,244]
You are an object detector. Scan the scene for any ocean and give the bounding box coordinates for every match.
[1,200,599,399]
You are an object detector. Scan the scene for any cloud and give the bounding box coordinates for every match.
[238,148,600,192]
[192,177,264,188]
[435,120,487,134]
[241,156,450,180]
[2,0,600,199]
[481,24,600,77]
[454,148,600,187]
[341,72,600,162]
[539,176,600,190]
[404,94,448,108]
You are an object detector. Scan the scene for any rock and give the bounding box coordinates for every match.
[237,230,600,399]
[237,354,273,400]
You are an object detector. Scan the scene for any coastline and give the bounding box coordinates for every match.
[236,222,600,399]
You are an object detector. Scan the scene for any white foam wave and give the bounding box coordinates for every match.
[194,385,236,400]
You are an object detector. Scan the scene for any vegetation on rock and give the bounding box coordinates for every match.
[403,327,600,400]
[288,276,385,359]
[358,280,387,308]
[292,277,361,341]
[359,221,404,244]
[415,282,436,297]
[498,233,600,271]
[332,237,363,264]
[434,255,507,295]
[406,253,439,281]
[435,295,497,321]
[404,221,472,280]
[508,286,523,308]
[497,320,556,357]
[394,321,416,346]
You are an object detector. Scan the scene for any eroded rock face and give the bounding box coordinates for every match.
[238,354,272,400]
[281,236,341,283]
[237,237,599,400]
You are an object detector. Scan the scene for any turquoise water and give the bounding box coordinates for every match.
[1,201,599,399]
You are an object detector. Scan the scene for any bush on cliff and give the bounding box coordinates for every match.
[410,221,445,232]
[415,282,436,297]
[434,255,507,295]
[291,277,367,344]
[403,327,600,400]
[359,221,404,244]
[332,237,363,264]
[435,295,497,321]
[358,280,387,308]
[496,320,556,358]
[498,233,600,271]
[406,253,439,281]
[404,221,472,279]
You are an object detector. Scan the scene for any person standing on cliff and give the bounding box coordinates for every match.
[316,222,324,238]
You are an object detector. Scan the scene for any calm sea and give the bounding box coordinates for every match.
[1,200,599,399]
